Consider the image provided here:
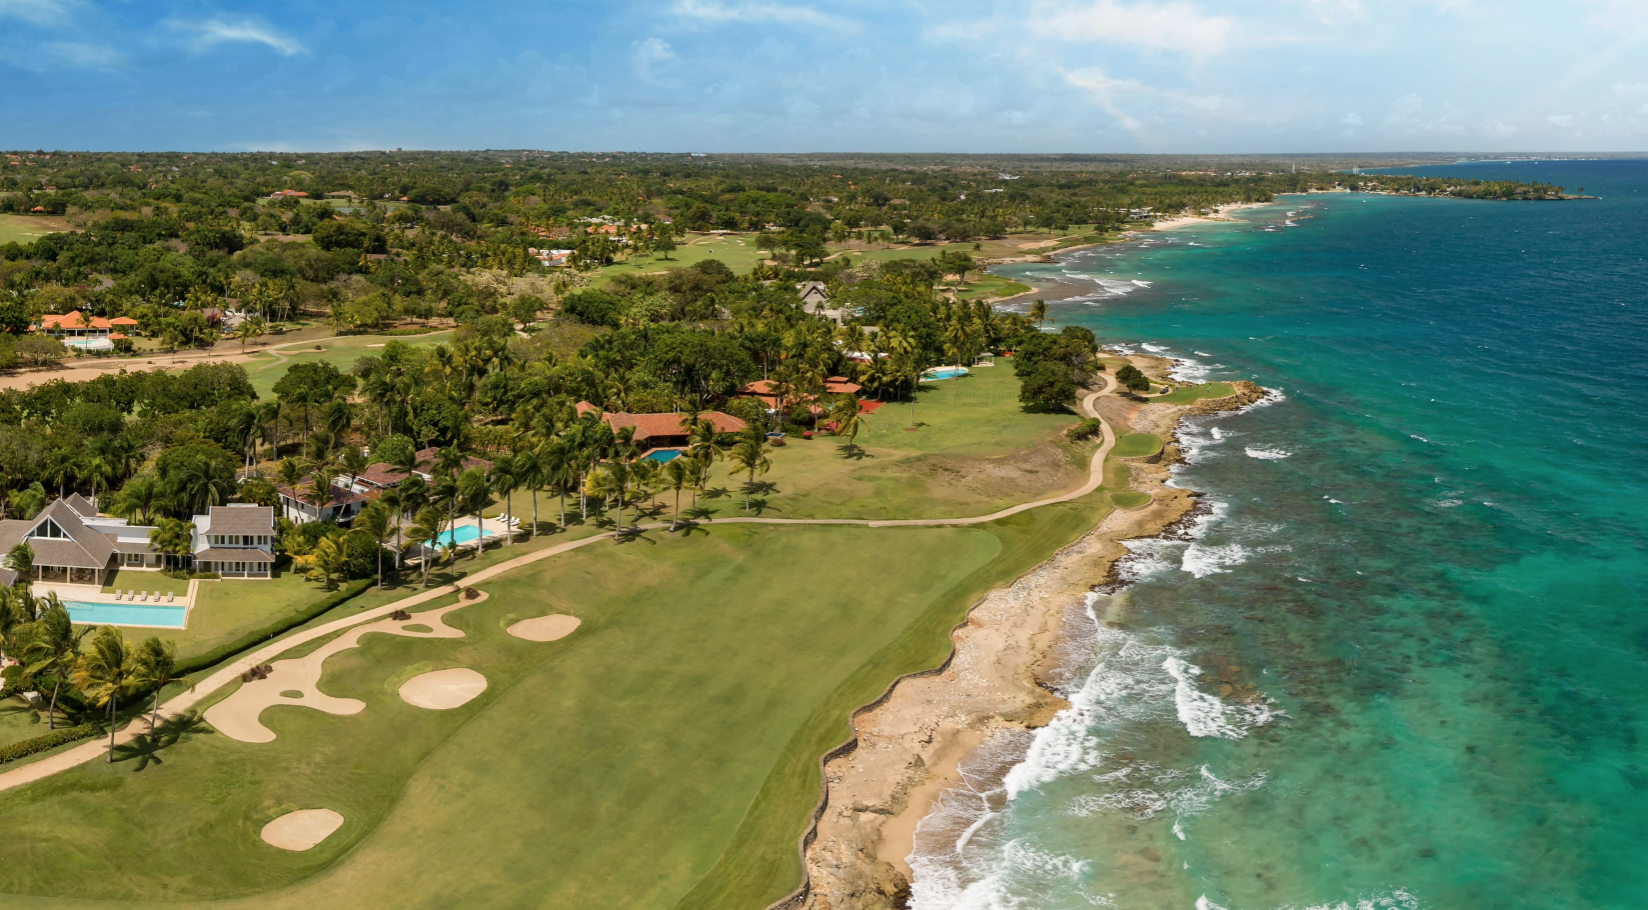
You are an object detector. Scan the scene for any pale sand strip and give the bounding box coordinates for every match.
[204,599,474,743]
[398,668,487,710]
[261,809,345,851]
[0,378,1120,793]
[507,614,581,642]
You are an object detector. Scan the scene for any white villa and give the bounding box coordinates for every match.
[0,496,276,588]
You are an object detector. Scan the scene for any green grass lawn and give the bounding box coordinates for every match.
[0,507,1111,909]
[953,273,1033,301]
[163,572,337,661]
[1111,432,1163,458]
[672,366,1092,522]
[1110,490,1151,509]
[0,696,47,749]
[242,331,452,398]
[0,214,69,245]
[1152,381,1236,404]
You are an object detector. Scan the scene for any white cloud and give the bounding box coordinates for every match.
[44,40,119,68]
[173,18,305,56]
[1547,113,1576,126]
[1340,112,1364,126]
[1304,0,1365,24]
[635,37,675,63]
[0,0,75,26]
[1032,0,1236,57]
[671,0,853,30]
[1613,82,1648,98]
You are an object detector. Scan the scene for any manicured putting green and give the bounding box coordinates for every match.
[1153,381,1235,404]
[1112,432,1164,458]
[1110,491,1151,509]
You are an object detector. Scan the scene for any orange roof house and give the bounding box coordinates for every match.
[737,376,862,415]
[575,403,745,448]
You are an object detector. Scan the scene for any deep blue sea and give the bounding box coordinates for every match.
[910,160,1648,910]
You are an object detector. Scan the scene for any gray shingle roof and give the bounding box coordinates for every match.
[0,500,116,569]
[205,505,275,536]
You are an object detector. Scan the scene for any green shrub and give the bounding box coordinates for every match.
[189,572,221,580]
[1067,418,1104,441]
[1114,364,1150,393]
[0,723,102,765]
[174,579,372,677]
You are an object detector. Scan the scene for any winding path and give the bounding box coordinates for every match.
[0,375,1120,793]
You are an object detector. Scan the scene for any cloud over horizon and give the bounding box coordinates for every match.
[1,0,1645,152]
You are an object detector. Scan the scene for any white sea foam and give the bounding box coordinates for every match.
[1181,542,1250,577]
[1141,343,1169,353]
[1194,350,1213,356]
[1245,446,1293,460]
[1197,896,1231,910]
[1164,657,1247,739]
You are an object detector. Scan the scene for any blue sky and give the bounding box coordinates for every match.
[3,0,1648,152]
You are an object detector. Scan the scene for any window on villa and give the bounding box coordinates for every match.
[27,519,68,539]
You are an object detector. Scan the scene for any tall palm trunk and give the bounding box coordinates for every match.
[106,694,118,763]
[48,678,61,730]
[150,688,162,742]
[672,486,681,531]
[505,491,513,545]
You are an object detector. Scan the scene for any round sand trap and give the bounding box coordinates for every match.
[507,614,581,642]
[261,809,344,851]
[399,668,487,709]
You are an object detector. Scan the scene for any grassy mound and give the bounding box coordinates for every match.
[1112,432,1164,458]
[1154,381,1235,404]
[1110,491,1151,509]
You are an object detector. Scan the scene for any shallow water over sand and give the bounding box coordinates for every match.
[912,160,1648,910]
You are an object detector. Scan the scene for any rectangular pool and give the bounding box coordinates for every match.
[435,525,494,546]
[641,449,683,463]
[66,601,187,629]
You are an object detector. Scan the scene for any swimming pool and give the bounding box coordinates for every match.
[435,525,495,546]
[923,366,970,381]
[66,601,187,629]
[640,449,683,463]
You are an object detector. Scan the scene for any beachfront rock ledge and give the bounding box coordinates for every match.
[785,374,1265,910]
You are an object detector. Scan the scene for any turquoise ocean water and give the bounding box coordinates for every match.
[909,160,1648,910]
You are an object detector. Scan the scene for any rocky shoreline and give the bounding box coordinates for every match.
[782,375,1266,910]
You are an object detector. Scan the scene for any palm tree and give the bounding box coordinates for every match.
[147,518,194,571]
[340,447,370,491]
[294,535,348,590]
[5,542,33,593]
[662,457,692,530]
[728,430,772,512]
[72,626,140,763]
[1028,299,1049,327]
[584,465,625,529]
[276,456,309,492]
[406,507,446,587]
[83,441,118,512]
[829,395,866,456]
[19,598,87,730]
[134,637,191,743]
[486,462,519,544]
[349,502,395,589]
[458,467,491,554]
[512,448,545,537]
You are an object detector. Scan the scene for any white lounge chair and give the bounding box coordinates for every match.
[139,591,148,602]
[167,592,175,603]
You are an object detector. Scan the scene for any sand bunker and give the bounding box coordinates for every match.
[507,614,581,642]
[206,598,480,743]
[261,809,344,851]
[398,668,487,709]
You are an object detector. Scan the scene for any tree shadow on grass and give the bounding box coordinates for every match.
[701,486,733,500]
[114,711,213,771]
[835,443,873,461]
[613,526,657,546]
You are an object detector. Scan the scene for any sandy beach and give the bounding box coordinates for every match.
[791,367,1267,910]
[1146,200,1274,232]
